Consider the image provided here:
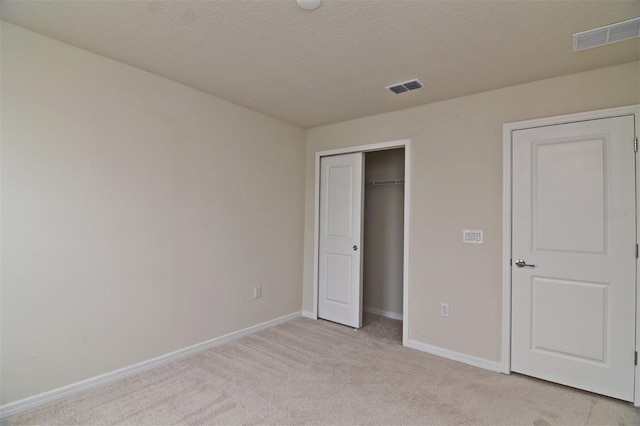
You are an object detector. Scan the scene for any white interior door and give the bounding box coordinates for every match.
[318,153,364,328]
[511,115,636,401]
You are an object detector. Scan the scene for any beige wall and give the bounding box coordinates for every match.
[303,61,640,362]
[363,149,405,316]
[1,23,306,404]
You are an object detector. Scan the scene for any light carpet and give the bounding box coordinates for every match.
[2,314,639,425]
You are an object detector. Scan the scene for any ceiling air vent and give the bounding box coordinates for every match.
[386,79,424,94]
[573,17,640,52]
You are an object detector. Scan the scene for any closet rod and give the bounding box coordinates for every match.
[365,179,405,186]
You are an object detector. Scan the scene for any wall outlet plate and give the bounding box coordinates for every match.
[440,303,449,317]
[253,285,262,299]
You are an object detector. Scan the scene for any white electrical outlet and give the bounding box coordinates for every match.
[253,285,262,299]
[440,303,450,317]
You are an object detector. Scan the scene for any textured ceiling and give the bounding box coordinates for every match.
[1,0,639,128]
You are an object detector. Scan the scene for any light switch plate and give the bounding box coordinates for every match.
[463,229,483,244]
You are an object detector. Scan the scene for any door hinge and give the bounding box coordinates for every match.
[635,351,638,366]
[635,137,638,153]
[637,244,639,259]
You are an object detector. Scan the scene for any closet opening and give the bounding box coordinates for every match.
[362,148,405,340]
[312,139,411,345]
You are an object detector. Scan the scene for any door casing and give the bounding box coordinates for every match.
[312,139,411,345]
[502,105,640,406]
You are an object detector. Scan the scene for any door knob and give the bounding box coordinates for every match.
[353,245,358,251]
[514,259,535,268]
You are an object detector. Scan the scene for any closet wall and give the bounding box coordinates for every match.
[363,148,405,319]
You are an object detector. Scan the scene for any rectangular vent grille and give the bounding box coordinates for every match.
[573,17,640,52]
[386,79,424,94]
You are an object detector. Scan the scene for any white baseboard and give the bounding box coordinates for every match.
[405,339,502,373]
[0,311,301,419]
[302,310,316,319]
[364,306,403,321]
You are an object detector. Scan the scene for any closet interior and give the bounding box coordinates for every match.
[363,148,405,323]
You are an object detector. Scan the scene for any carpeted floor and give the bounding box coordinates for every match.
[3,314,639,425]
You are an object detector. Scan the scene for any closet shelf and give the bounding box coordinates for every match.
[365,179,405,186]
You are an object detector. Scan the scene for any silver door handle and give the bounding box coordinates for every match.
[514,259,535,268]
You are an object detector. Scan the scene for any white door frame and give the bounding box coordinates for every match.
[312,139,411,345]
[502,105,640,406]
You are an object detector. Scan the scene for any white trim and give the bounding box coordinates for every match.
[504,105,640,131]
[363,306,403,321]
[402,141,411,345]
[313,140,411,159]
[501,119,513,374]
[634,107,640,408]
[311,153,320,321]
[312,139,411,346]
[406,340,502,373]
[302,310,315,319]
[502,104,640,405]
[0,311,301,419]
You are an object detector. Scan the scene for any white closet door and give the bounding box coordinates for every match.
[511,115,636,401]
[318,153,364,328]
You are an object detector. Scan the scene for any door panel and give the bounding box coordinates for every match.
[531,277,607,362]
[318,153,364,328]
[327,165,354,237]
[325,254,352,304]
[533,138,605,254]
[511,115,636,401]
